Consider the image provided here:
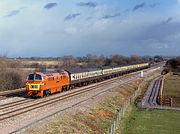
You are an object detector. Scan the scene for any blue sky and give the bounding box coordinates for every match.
[0,0,180,57]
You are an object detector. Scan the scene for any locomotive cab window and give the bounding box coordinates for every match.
[35,74,42,80]
[28,74,42,80]
[28,74,34,80]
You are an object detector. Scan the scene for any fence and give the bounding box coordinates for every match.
[160,97,173,106]
[106,87,141,134]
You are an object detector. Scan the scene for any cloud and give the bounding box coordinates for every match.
[65,13,81,21]
[150,2,160,8]
[133,3,146,11]
[64,27,78,34]
[162,17,173,24]
[5,10,20,17]
[102,13,121,19]
[77,2,96,8]
[44,3,57,10]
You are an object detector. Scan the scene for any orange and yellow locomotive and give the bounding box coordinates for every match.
[26,71,70,97]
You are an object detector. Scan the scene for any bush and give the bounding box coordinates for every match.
[166,57,180,72]
[0,70,24,91]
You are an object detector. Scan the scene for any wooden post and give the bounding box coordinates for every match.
[170,98,173,107]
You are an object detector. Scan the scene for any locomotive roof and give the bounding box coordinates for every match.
[66,67,102,73]
[42,71,59,74]
[41,70,67,75]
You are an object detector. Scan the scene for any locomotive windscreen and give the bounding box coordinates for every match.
[28,74,42,80]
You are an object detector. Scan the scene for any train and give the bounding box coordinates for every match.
[26,63,150,97]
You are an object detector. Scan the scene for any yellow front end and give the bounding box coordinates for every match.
[28,84,40,91]
[26,84,43,97]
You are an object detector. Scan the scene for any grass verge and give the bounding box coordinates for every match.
[163,75,180,97]
[120,105,180,134]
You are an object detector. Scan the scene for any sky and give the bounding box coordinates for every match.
[0,0,180,57]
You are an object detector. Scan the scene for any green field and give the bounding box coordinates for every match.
[163,75,180,107]
[163,75,180,98]
[120,105,180,134]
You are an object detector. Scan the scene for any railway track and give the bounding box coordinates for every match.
[141,76,163,107]
[0,75,138,121]
[148,76,162,106]
[0,88,26,101]
[0,88,25,96]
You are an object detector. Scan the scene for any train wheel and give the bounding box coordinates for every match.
[44,90,50,97]
[66,86,70,91]
[62,86,66,92]
[46,90,50,96]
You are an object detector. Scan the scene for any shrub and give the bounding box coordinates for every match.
[0,69,24,91]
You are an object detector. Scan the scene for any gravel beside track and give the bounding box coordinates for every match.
[0,88,25,96]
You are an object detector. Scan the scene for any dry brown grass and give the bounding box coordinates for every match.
[0,69,28,91]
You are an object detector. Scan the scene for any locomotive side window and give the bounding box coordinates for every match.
[48,77,54,81]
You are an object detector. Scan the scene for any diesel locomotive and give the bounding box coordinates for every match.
[26,63,149,97]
